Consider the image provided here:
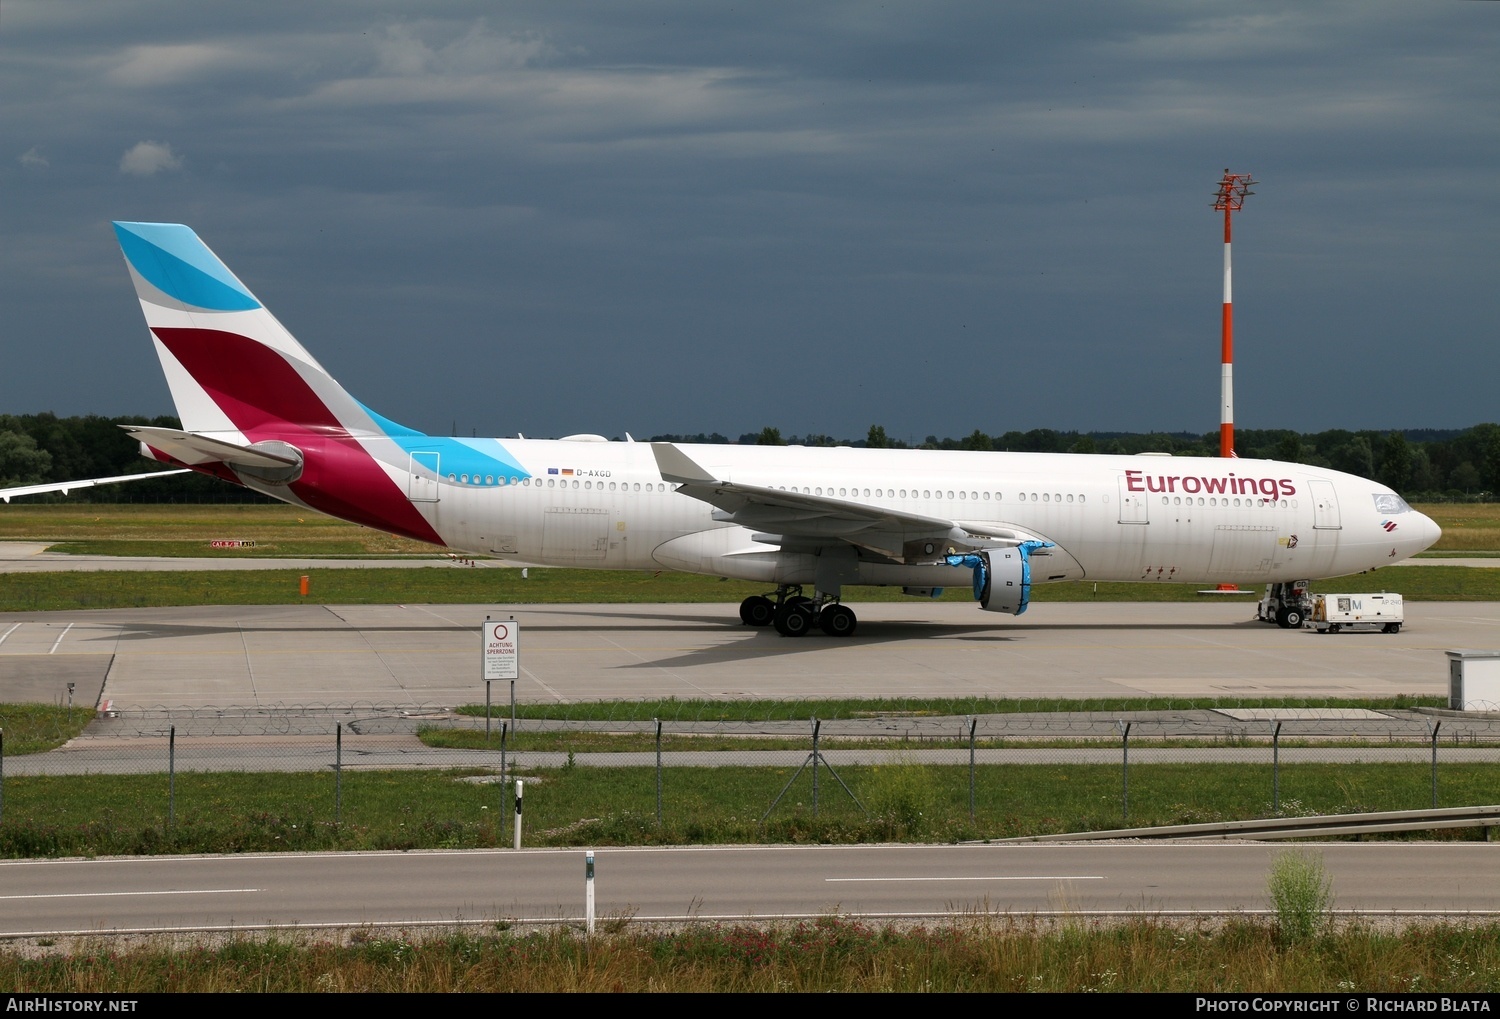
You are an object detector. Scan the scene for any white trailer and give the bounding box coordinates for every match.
[1310,592,1403,634]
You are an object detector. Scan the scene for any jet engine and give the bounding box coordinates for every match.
[945,540,1053,616]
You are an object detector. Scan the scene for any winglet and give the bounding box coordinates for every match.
[651,443,719,485]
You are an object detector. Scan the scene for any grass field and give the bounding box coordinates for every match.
[2,502,1497,610]
[0,504,437,556]
[0,562,1496,612]
[1,761,1493,858]
[0,705,92,755]
[2,500,1495,554]
[7,919,1500,991]
[449,693,1443,724]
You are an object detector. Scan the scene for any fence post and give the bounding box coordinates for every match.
[1,729,5,826]
[811,717,821,818]
[335,722,343,824]
[968,716,977,823]
[168,725,176,829]
[1117,720,1131,822]
[1272,720,1282,814]
[655,717,663,827]
[1429,720,1442,809]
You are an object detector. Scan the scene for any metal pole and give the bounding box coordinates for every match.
[1118,720,1131,821]
[968,716,977,823]
[514,778,524,849]
[499,722,508,841]
[1430,720,1442,809]
[1212,170,1256,459]
[1,729,6,826]
[335,722,343,824]
[485,680,492,746]
[811,717,821,818]
[510,677,517,737]
[655,717,663,827]
[484,615,491,745]
[169,725,176,828]
[1272,720,1282,814]
[584,850,596,935]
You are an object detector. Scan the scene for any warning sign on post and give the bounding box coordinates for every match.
[482,619,520,681]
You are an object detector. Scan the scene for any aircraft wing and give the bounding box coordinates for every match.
[651,443,1028,562]
[0,469,190,504]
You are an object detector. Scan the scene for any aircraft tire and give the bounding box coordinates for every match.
[819,604,857,638]
[774,603,813,637]
[740,596,775,627]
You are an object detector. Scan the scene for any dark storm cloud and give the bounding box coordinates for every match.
[2,2,1496,441]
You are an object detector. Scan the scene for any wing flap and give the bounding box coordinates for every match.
[651,442,1023,562]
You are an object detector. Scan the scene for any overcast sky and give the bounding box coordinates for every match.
[3,2,1497,443]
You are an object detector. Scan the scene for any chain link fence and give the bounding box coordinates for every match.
[4,704,1500,849]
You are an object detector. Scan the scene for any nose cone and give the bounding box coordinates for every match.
[1416,511,1443,553]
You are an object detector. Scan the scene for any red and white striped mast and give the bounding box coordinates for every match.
[1213,169,1256,458]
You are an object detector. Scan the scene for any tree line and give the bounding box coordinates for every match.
[658,424,1500,501]
[2,412,1495,503]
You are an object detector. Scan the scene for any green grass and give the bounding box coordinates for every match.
[1,762,1493,858]
[1,564,1496,612]
[1268,850,1336,945]
[45,540,452,558]
[452,693,1444,723]
[0,503,435,555]
[0,705,92,755]
[5,500,1496,555]
[9,919,1500,991]
[419,728,1456,754]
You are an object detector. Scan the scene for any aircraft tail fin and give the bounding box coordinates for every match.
[112,222,378,440]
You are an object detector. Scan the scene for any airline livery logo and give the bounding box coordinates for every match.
[1383,520,1398,532]
[1124,469,1297,499]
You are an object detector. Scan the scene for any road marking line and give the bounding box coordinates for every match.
[0,623,20,646]
[48,623,73,654]
[0,888,260,901]
[826,875,1103,883]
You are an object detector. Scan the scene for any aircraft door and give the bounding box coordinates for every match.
[408,452,440,503]
[1117,477,1149,523]
[1309,480,1341,529]
[543,506,611,561]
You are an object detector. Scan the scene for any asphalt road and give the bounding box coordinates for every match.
[3,600,1496,710]
[3,842,1497,937]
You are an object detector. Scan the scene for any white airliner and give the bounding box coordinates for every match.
[1,223,1443,636]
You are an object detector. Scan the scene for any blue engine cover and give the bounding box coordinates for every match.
[944,540,1053,616]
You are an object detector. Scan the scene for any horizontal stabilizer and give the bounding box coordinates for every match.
[0,469,189,504]
[122,425,302,469]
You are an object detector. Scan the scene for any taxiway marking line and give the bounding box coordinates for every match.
[826,875,1104,883]
[0,888,261,901]
[47,623,73,654]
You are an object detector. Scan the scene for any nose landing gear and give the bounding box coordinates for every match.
[1257,581,1312,629]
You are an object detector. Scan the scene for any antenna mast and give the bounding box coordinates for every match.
[1212,169,1257,458]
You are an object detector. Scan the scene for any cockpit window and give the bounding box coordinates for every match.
[1372,493,1412,514]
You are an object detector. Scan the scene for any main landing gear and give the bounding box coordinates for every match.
[739,586,858,638]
